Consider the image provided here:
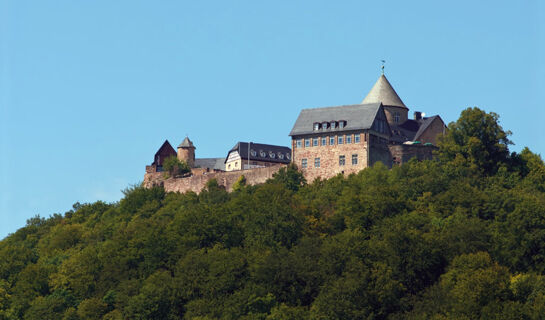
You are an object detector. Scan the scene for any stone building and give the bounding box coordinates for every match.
[225,142,291,171]
[150,140,177,172]
[146,137,224,174]
[289,73,446,181]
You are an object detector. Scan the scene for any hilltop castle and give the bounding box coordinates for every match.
[144,73,446,192]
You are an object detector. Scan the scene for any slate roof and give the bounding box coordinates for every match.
[289,103,382,136]
[178,137,195,148]
[226,142,291,164]
[362,74,407,109]
[195,158,225,171]
[389,116,444,143]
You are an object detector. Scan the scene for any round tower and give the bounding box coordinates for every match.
[177,136,196,168]
[361,74,408,126]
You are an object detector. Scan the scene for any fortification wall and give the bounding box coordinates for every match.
[143,164,286,194]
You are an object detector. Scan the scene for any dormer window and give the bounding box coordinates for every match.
[278,153,284,159]
[260,150,266,157]
[330,121,336,129]
[322,122,328,130]
[313,123,320,131]
[269,151,276,158]
[286,153,291,160]
[339,120,346,129]
[250,149,257,157]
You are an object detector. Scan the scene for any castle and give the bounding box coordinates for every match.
[144,72,446,192]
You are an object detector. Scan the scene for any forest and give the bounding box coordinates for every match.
[1,107,545,319]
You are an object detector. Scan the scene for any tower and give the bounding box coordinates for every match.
[361,74,408,126]
[177,136,196,168]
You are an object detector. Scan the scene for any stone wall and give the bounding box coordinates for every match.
[292,131,370,182]
[143,164,286,194]
[389,144,436,165]
[417,117,446,145]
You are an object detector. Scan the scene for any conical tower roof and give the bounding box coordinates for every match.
[178,136,195,148]
[362,74,407,109]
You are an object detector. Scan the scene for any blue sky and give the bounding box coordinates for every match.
[1,0,544,239]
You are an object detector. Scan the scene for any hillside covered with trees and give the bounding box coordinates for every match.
[1,108,545,319]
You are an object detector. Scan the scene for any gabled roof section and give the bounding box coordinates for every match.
[414,115,444,141]
[289,103,382,136]
[154,140,176,157]
[362,74,407,109]
[225,142,291,164]
[178,137,195,149]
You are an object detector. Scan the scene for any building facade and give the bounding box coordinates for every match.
[290,74,446,181]
[225,142,291,171]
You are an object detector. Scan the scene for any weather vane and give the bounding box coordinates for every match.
[381,60,386,75]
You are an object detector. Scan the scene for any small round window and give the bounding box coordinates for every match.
[250,149,257,157]
[286,153,291,160]
[260,150,266,157]
[270,152,276,158]
[278,153,284,159]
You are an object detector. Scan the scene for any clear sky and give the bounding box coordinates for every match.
[1,0,543,239]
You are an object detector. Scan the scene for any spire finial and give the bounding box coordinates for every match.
[381,60,386,75]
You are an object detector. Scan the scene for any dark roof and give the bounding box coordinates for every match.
[225,142,291,164]
[289,103,382,136]
[195,158,225,171]
[152,140,177,165]
[178,137,195,148]
[389,115,445,144]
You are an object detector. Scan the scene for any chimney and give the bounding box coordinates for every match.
[414,111,422,121]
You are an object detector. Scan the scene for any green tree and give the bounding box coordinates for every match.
[162,155,191,178]
[268,163,306,192]
[438,107,512,175]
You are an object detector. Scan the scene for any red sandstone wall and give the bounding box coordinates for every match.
[292,132,369,182]
[389,144,436,164]
[143,164,286,194]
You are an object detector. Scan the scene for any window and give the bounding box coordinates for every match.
[330,121,336,129]
[330,136,335,145]
[338,136,343,144]
[352,154,358,165]
[339,155,345,166]
[312,138,319,146]
[394,112,400,123]
[251,149,257,156]
[321,137,327,146]
[269,152,275,158]
[296,140,302,148]
[260,150,266,157]
[346,135,352,144]
[314,158,320,168]
[286,153,291,160]
[278,153,284,159]
[302,158,307,169]
[228,164,231,169]
[305,139,310,147]
[313,123,320,131]
[355,134,360,143]
[322,122,328,130]
[339,121,345,129]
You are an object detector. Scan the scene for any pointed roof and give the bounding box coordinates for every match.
[362,74,407,109]
[178,137,195,148]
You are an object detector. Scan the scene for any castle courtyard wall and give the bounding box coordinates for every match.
[143,164,286,194]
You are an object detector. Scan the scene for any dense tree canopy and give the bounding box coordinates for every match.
[1,107,544,319]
